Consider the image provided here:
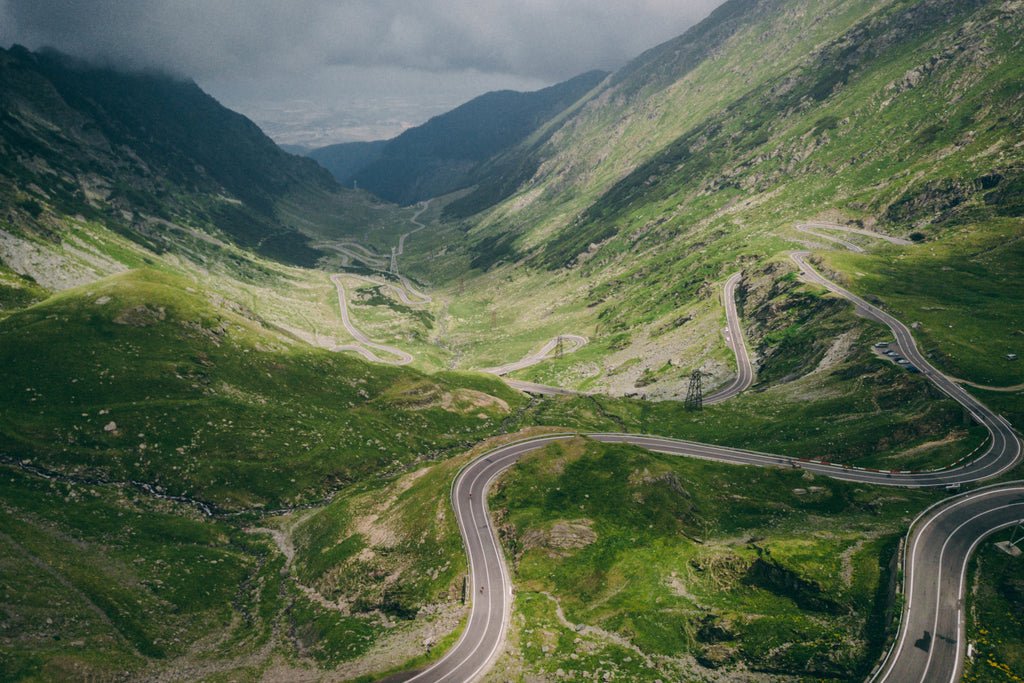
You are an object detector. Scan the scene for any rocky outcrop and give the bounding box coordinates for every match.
[521,519,597,557]
[744,557,843,615]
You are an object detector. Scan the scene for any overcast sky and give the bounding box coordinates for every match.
[1,0,726,146]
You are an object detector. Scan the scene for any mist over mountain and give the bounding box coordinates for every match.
[309,70,608,205]
[0,45,343,266]
[1,1,1023,681]
[307,139,389,189]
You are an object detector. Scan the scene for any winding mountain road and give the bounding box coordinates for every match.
[795,222,914,251]
[704,271,754,404]
[397,201,431,256]
[329,274,414,365]
[400,251,1020,683]
[478,335,588,377]
[482,270,751,398]
[324,205,436,365]
[324,216,752,405]
[325,218,1019,682]
[871,483,1024,683]
[789,251,1019,486]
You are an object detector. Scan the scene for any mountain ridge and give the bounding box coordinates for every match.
[0,44,356,268]
[388,0,1024,401]
[310,69,608,206]
[1,1,1023,679]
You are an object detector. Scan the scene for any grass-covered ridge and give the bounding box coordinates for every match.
[0,268,526,511]
[399,0,1024,403]
[489,437,942,680]
[0,463,283,680]
[1,0,1022,679]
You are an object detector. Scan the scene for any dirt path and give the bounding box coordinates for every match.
[953,379,1024,392]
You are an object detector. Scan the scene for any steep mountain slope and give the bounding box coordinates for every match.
[442,0,776,221]
[0,46,368,269]
[0,48,534,682]
[307,138,389,188]
[538,0,1023,267]
[329,70,608,205]
[419,0,1024,400]
[2,1,1023,679]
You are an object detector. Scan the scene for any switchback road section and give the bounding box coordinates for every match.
[789,251,1019,486]
[704,271,753,404]
[406,252,1020,683]
[795,222,914,252]
[484,269,752,400]
[329,274,414,365]
[323,205,433,365]
[478,335,588,378]
[426,428,1020,683]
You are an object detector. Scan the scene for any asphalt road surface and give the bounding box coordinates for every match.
[795,221,915,251]
[401,254,1020,683]
[789,251,1019,486]
[501,379,580,396]
[397,201,431,256]
[705,271,754,404]
[796,223,867,253]
[413,429,1020,683]
[487,269,751,399]
[329,274,415,365]
[871,484,1024,683]
[479,335,588,377]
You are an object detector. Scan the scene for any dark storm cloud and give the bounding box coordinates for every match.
[0,0,725,81]
[0,0,727,144]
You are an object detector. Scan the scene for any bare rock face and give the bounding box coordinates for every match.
[113,304,166,326]
[522,519,597,556]
[696,643,738,669]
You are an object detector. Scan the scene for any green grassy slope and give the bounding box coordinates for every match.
[824,225,1024,386]
[1,0,1022,679]
[0,465,280,680]
[404,2,1023,677]
[409,0,1024,404]
[0,268,525,511]
[0,45,387,269]
[0,45,535,680]
[489,437,942,680]
[963,528,1024,683]
[0,266,532,679]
